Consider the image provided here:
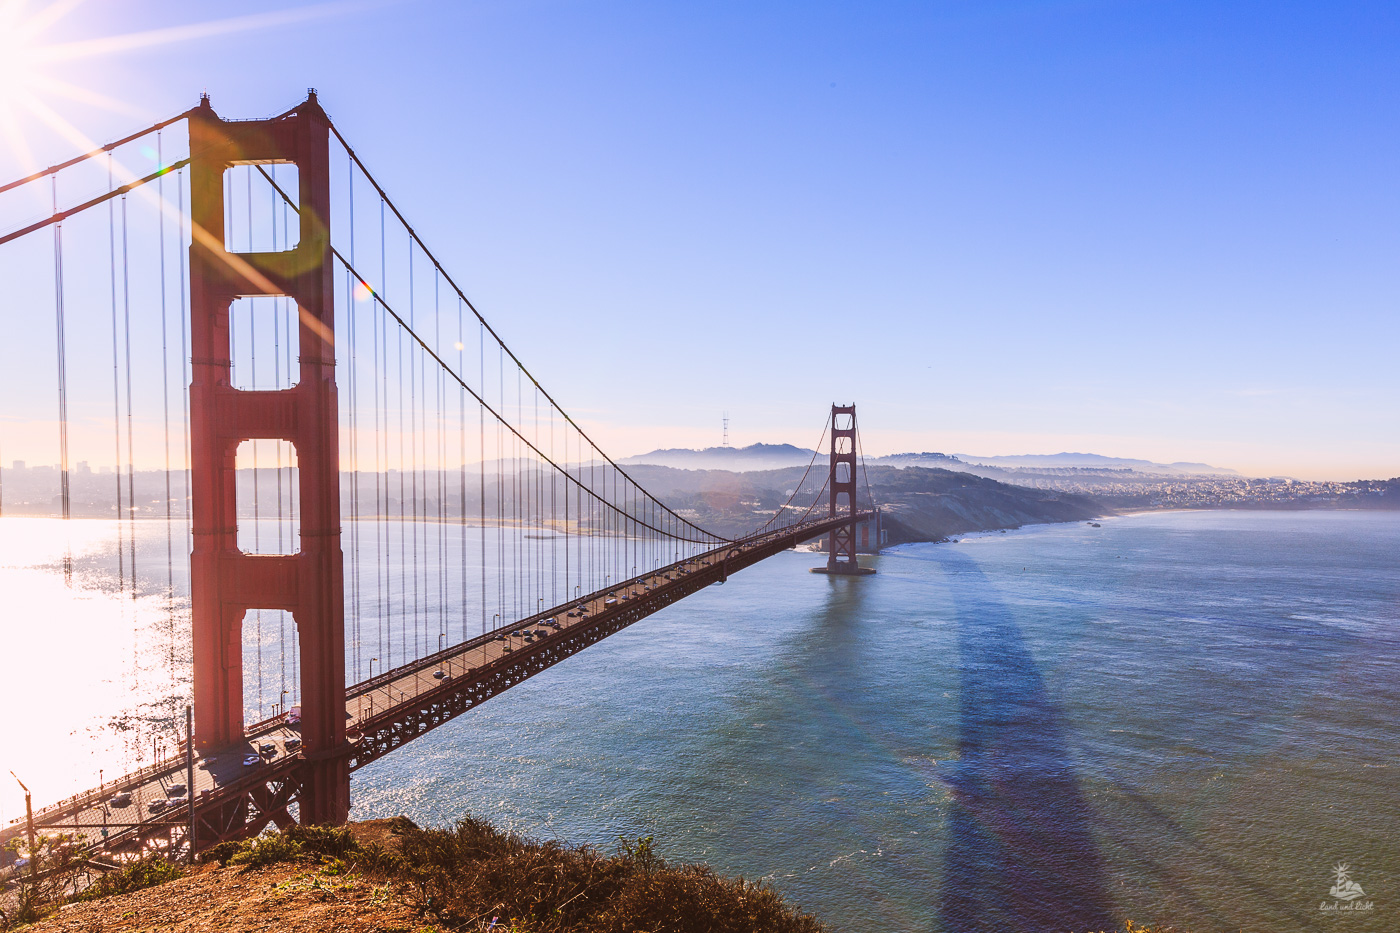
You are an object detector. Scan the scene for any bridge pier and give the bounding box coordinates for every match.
[811,404,876,576]
[188,92,348,826]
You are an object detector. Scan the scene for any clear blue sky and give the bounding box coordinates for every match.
[1,0,1396,479]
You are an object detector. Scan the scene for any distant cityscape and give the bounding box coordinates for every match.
[972,469,1398,511]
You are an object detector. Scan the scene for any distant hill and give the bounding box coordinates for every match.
[953,452,1238,475]
[624,445,976,472]
[620,443,819,472]
[620,461,1104,542]
[868,452,968,469]
[622,445,1235,477]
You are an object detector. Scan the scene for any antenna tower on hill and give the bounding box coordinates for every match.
[722,412,730,447]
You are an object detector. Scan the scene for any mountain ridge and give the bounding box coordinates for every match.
[621,443,1236,476]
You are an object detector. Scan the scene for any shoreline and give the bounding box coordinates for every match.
[880,505,1400,553]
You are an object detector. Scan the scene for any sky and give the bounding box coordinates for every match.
[0,0,1396,480]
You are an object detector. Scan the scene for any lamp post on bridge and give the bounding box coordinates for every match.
[9,771,36,889]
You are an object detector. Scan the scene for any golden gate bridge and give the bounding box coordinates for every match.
[0,92,875,863]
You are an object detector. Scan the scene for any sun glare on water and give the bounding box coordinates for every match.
[0,517,192,821]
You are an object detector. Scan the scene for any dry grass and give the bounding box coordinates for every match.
[389,818,824,932]
[193,817,824,932]
[5,818,1184,933]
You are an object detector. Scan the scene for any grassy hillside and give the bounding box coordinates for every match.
[623,463,1103,542]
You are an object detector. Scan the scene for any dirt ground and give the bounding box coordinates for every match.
[20,820,435,933]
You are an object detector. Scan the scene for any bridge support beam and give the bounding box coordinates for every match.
[812,404,875,576]
[188,92,348,825]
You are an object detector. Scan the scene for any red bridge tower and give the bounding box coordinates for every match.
[187,92,348,825]
[813,404,876,576]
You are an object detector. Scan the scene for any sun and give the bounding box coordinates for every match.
[0,1,365,178]
[0,0,138,176]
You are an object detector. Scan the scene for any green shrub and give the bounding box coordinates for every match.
[78,855,185,901]
[199,840,243,865]
[226,830,303,869]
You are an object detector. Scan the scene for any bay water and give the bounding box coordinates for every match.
[353,509,1400,932]
[3,509,1397,931]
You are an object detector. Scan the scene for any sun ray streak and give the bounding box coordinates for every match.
[16,0,86,43]
[0,98,42,180]
[14,93,311,341]
[28,72,151,121]
[33,0,378,64]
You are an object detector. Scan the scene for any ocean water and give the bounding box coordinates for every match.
[3,509,1397,931]
[351,510,1400,932]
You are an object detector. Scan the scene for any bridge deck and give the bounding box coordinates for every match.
[0,514,871,865]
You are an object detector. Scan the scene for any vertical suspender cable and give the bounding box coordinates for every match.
[347,156,362,678]
[108,154,126,589]
[270,165,288,701]
[178,169,191,571]
[52,174,72,589]
[407,242,419,656]
[479,320,486,635]
[156,133,176,695]
[121,190,137,585]
[52,177,71,527]
[431,270,442,638]
[458,296,466,642]
[373,192,386,670]
[498,347,504,626]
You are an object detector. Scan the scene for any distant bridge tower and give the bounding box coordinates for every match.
[813,404,875,575]
[187,92,348,825]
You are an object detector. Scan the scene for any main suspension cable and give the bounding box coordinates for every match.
[0,108,195,196]
[294,142,723,543]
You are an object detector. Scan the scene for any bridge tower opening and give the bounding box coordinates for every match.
[188,92,348,824]
[812,404,876,576]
